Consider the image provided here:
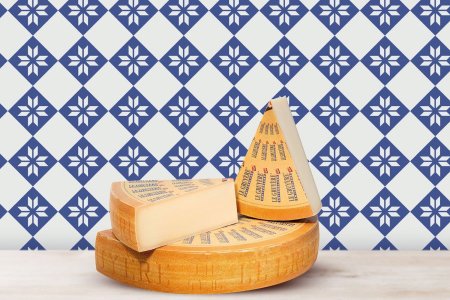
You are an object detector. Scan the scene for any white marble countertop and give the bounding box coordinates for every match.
[1,251,449,299]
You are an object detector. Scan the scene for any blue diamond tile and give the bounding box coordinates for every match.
[160,37,208,85]
[362,188,408,235]
[362,138,408,185]
[9,188,56,235]
[110,137,157,180]
[60,188,107,236]
[160,0,207,34]
[0,104,6,119]
[412,37,449,85]
[311,37,358,84]
[412,0,450,34]
[60,0,107,34]
[412,88,450,135]
[210,0,257,34]
[311,87,358,135]
[160,138,207,179]
[0,204,6,219]
[261,37,308,85]
[311,0,358,34]
[362,37,408,84]
[9,0,56,34]
[60,87,107,135]
[9,138,57,185]
[9,87,57,135]
[210,87,258,135]
[21,238,45,250]
[262,87,308,124]
[0,155,6,170]
[110,37,157,85]
[110,87,157,135]
[319,188,358,235]
[323,238,347,250]
[412,138,450,185]
[0,3,5,18]
[361,0,409,34]
[424,238,447,250]
[0,53,5,68]
[210,137,246,178]
[60,37,107,85]
[211,37,258,85]
[110,0,157,34]
[160,87,207,135]
[362,88,408,135]
[412,188,450,236]
[373,238,397,250]
[260,0,308,34]
[311,138,358,185]
[10,37,57,84]
[60,138,107,185]
[72,237,94,250]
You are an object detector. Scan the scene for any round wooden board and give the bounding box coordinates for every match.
[95,216,319,294]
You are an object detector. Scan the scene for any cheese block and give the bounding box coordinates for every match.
[110,178,238,252]
[235,98,321,220]
[96,216,319,294]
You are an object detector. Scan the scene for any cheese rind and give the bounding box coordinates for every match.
[235,98,322,220]
[96,217,319,294]
[110,178,238,252]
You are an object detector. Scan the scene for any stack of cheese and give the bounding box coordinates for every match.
[95,98,321,294]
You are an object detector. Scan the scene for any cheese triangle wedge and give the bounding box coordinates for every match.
[110,178,238,252]
[235,97,321,220]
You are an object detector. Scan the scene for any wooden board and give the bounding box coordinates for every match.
[235,98,321,220]
[96,216,319,294]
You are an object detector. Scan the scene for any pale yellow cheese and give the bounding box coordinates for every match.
[235,98,321,220]
[110,178,238,252]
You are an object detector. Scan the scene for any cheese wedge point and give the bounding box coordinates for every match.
[235,97,321,220]
[110,178,238,252]
[96,216,319,294]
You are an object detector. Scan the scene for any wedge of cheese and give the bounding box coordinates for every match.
[235,98,321,220]
[110,178,238,252]
[96,216,319,294]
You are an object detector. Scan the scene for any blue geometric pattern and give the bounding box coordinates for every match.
[110,137,157,180]
[60,138,107,185]
[9,87,57,135]
[362,138,408,185]
[160,87,207,134]
[60,188,107,235]
[210,87,258,135]
[361,37,408,84]
[311,0,358,34]
[9,188,57,235]
[361,188,408,235]
[0,0,449,250]
[311,87,358,134]
[412,88,450,135]
[211,37,257,84]
[311,138,358,185]
[9,138,57,185]
[311,37,358,84]
[60,87,107,135]
[362,88,408,134]
[9,37,57,84]
[60,37,107,84]
[261,37,308,84]
[110,87,157,134]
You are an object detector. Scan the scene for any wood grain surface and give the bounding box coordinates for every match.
[1,251,449,300]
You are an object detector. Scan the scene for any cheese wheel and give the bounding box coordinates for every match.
[235,98,321,220]
[95,217,319,294]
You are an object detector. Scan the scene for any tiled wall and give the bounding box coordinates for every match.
[0,0,449,250]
